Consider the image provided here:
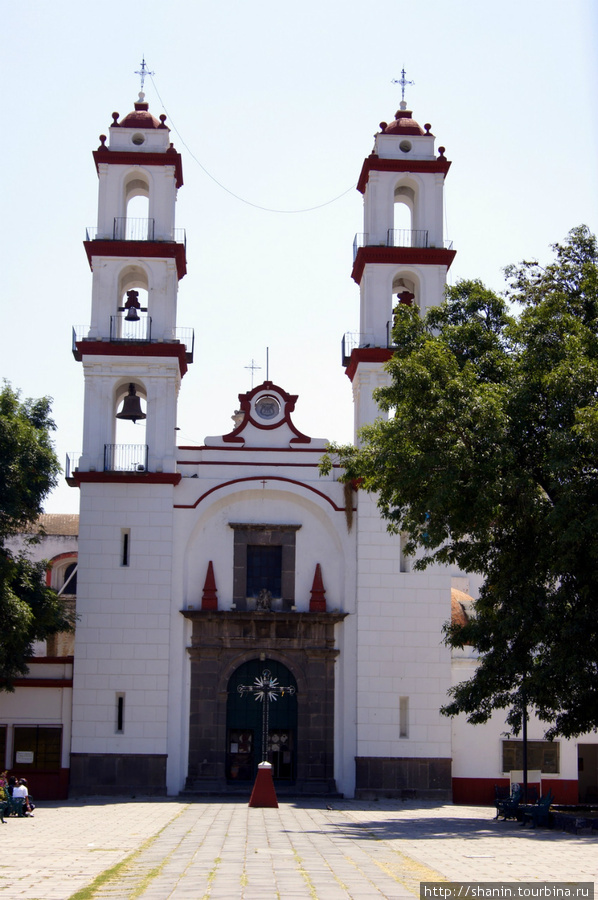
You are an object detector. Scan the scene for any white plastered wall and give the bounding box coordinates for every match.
[355,492,453,763]
[71,482,175,757]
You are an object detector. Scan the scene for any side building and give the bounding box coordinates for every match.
[1,514,78,799]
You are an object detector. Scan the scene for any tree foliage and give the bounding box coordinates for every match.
[321,226,598,738]
[0,382,74,689]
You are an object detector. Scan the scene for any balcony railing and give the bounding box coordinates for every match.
[65,452,80,479]
[342,332,377,365]
[353,230,453,261]
[175,327,195,363]
[67,446,150,476]
[110,314,152,342]
[72,325,195,362]
[85,223,187,247]
[113,217,155,241]
[104,444,148,472]
[387,228,429,248]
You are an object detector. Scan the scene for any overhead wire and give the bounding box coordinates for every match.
[148,74,356,214]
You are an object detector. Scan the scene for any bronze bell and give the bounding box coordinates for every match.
[116,383,146,423]
[121,289,143,322]
[124,305,140,322]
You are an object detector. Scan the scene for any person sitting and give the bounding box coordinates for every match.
[12,779,34,815]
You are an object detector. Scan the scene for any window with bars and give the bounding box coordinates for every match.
[501,740,560,774]
[13,726,62,770]
[246,545,282,598]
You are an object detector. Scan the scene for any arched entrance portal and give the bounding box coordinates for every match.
[184,608,345,794]
[226,659,297,784]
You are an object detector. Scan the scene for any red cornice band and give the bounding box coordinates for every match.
[92,148,184,188]
[74,341,188,376]
[70,472,181,486]
[344,347,393,382]
[83,240,187,280]
[357,155,451,194]
[352,246,457,284]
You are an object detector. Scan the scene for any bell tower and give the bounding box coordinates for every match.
[68,93,191,796]
[345,100,455,435]
[345,98,456,800]
[72,91,190,478]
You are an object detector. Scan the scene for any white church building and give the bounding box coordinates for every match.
[2,92,597,805]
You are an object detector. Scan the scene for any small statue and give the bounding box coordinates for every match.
[256,589,272,611]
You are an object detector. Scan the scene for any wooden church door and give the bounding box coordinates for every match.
[226,658,298,783]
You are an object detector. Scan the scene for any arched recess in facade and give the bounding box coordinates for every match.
[181,483,349,795]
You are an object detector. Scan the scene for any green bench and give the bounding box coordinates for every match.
[495,783,522,820]
[520,791,554,828]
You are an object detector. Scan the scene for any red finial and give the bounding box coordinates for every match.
[201,561,218,611]
[309,563,327,612]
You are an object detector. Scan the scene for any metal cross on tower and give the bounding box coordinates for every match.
[237,669,296,764]
[135,56,154,92]
[392,68,414,103]
[244,358,262,389]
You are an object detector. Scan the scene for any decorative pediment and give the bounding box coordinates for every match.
[204,382,326,449]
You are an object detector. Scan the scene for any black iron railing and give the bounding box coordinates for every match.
[110,314,152,342]
[386,228,429,248]
[72,325,195,362]
[113,217,155,241]
[65,452,80,479]
[85,224,187,247]
[104,444,148,473]
[352,230,453,260]
[341,332,378,365]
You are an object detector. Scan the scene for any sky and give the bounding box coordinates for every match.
[1,0,597,515]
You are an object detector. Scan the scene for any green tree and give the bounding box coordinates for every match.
[321,226,598,738]
[0,382,74,689]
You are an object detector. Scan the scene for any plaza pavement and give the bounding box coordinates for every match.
[1,797,596,900]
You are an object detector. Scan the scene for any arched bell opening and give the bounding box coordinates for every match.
[389,272,420,345]
[108,380,148,473]
[225,658,298,784]
[112,265,150,342]
[117,171,152,241]
[391,178,426,248]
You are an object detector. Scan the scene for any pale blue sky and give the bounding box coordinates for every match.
[1,0,596,513]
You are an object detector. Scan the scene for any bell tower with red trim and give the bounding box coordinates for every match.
[345,100,455,436]
[68,93,192,796]
[71,91,191,484]
[344,99,457,801]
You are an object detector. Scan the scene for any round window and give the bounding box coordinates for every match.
[255,396,280,420]
[399,140,412,153]
[132,133,145,146]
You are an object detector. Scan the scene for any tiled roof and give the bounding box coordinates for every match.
[33,514,79,536]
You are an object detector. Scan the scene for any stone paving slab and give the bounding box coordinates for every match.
[0,798,595,900]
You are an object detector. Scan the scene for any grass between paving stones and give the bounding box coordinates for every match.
[293,850,318,900]
[201,856,222,900]
[66,805,189,900]
[355,822,448,896]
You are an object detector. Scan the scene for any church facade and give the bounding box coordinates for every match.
[2,92,596,804]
